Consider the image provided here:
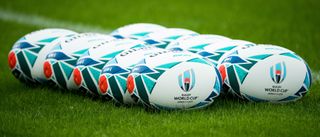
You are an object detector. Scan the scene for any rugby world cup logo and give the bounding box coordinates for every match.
[178,69,195,92]
[270,62,286,84]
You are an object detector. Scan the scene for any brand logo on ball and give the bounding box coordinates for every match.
[270,62,286,84]
[178,69,195,92]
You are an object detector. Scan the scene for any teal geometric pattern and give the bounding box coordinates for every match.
[218,45,237,51]
[82,68,98,94]
[101,50,124,59]
[60,62,74,79]
[132,32,150,37]
[38,37,58,43]
[224,54,271,98]
[156,62,180,69]
[206,52,224,63]
[115,75,127,94]
[135,76,150,104]
[51,44,62,51]
[17,51,32,80]
[213,77,221,93]
[89,67,101,81]
[29,44,45,53]
[141,75,156,94]
[305,64,312,88]
[238,59,257,70]
[234,65,248,84]
[190,43,210,50]
[73,48,89,56]
[227,65,241,95]
[187,58,211,65]
[280,52,302,61]
[106,58,118,65]
[24,50,37,67]
[130,44,145,49]
[147,69,165,80]
[65,59,78,66]
[93,63,106,70]
[196,46,237,66]
[53,62,67,88]
[185,43,210,53]
[248,54,272,60]
[165,35,182,40]
[156,42,169,49]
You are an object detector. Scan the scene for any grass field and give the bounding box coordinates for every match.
[0,0,320,136]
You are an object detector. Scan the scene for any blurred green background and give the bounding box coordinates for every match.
[0,0,319,137]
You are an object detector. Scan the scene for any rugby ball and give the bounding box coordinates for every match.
[8,28,77,84]
[218,45,312,102]
[127,50,222,110]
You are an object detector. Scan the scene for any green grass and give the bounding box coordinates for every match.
[0,0,320,136]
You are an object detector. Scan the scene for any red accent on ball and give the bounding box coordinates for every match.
[73,68,82,86]
[184,78,190,83]
[219,65,226,83]
[8,51,17,69]
[127,75,135,94]
[99,75,108,94]
[43,61,53,79]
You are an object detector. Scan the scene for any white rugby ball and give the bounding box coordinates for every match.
[127,50,222,110]
[8,28,77,84]
[218,45,312,102]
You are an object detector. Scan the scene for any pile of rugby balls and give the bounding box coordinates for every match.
[8,23,312,110]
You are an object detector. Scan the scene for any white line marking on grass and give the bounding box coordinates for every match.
[312,70,320,84]
[0,8,112,33]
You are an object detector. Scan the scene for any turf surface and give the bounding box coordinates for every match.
[0,0,320,136]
